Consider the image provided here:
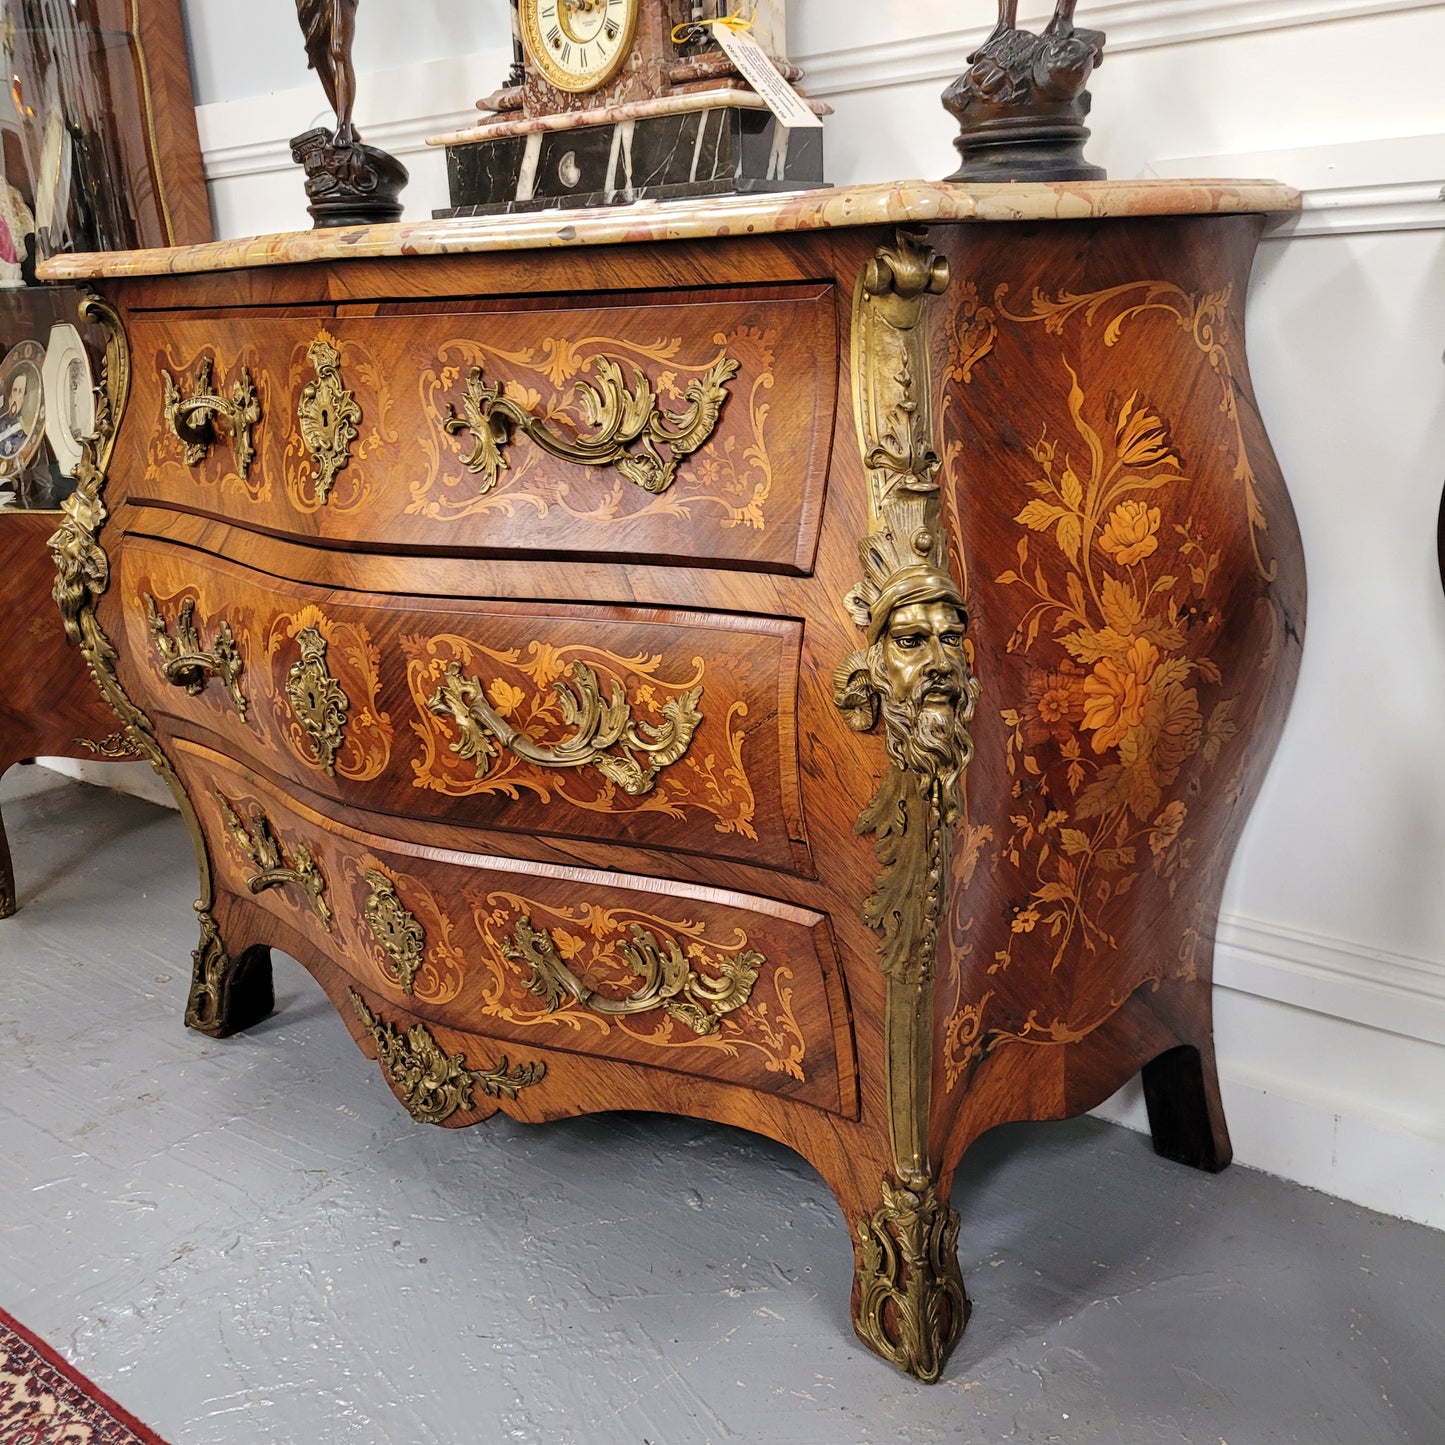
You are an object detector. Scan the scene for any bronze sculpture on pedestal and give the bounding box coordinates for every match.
[942,0,1106,182]
[290,0,408,228]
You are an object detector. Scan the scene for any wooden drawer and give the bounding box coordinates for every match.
[120,537,810,874]
[123,282,835,573]
[177,739,854,1115]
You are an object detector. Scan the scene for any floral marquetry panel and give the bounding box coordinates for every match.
[404,607,808,873]
[926,217,1305,1133]
[336,287,835,571]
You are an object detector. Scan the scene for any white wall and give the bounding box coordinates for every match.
[67,0,1445,1227]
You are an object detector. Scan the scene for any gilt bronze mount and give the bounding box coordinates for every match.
[144,593,247,721]
[217,794,332,931]
[442,354,738,496]
[504,915,761,1036]
[297,337,361,502]
[349,990,546,1123]
[162,358,261,479]
[363,869,426,996]
[427,658,703,797]
[284,625,350,774]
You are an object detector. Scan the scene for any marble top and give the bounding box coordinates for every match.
[37,179,1299,282]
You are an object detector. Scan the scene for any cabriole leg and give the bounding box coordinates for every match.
[0,802,15,918]
[1141,1042,1232,1174]
[184,907,274,1038]
[851,1170,971,1382]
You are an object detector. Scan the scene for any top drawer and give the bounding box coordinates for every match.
[122,283,836,574]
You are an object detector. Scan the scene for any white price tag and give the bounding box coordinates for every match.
[709,24,823,129]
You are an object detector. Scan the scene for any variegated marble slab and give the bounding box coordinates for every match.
[37,179,1299,281]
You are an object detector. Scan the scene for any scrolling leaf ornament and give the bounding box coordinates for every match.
[504,915,761,1036]
[441,352,739,495]
[833,229,980,1380]
[162,356,261,479]
[427,657,702,797]
[144,592,247,720]
[348,990,545,1123]
[854,1173,970,1384]
[51,294,272,1038]
[297,335,361,503]
[216,793,333,931]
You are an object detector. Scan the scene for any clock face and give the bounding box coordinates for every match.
[519,0,640,94]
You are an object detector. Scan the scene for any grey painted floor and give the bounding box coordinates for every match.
[1,764,1442,1445]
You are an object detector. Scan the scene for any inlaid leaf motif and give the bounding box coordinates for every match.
[992,362,1246,974]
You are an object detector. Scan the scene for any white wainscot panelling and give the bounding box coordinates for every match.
[38,758,176,812]
[793,0,1445,90]
[180,0,505,107]
[197,51,509,238]
[1148,134,1445,234]
[794,4,1445,187]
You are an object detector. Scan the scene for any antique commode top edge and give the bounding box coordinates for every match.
[37,178,1299,282]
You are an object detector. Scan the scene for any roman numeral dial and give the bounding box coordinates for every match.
[519,0,639,94]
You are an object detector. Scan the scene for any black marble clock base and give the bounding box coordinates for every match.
[434,105,826,219]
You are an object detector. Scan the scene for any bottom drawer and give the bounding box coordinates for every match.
[175,739,854,1116]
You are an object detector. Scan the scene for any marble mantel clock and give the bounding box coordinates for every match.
[428,0,827,216]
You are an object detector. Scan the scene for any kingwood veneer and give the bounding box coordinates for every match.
[40,180,1304,1379]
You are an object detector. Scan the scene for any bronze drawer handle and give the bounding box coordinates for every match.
[161,357,261,479]
[144,593,247,721]
[426,657,702,797]
[504,915,761,1036]
[349,990,546,1123]
[216,794,332,931]
[441,351,739,496]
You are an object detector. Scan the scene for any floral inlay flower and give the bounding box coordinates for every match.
[1149,800,1187,856]
[1115,395,1180,470]
[486,679,525,717]
[1011,907,1041,934]
[1037,688,1070,723]
[1081,638,1159,752]
[1098,500,1162,566]
[1020,662,1087,746]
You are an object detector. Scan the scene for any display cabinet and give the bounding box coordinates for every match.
[0,0,207,915]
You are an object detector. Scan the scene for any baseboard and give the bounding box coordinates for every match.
[36,758,175,812]
[1096,1056,1445,1231]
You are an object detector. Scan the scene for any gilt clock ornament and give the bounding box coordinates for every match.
[289,0,409,228]
[429,1,827,217]
[518,0,640,93]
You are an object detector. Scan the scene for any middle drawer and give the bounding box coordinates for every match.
[119,537,810,875]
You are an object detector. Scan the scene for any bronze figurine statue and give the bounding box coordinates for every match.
[290,0,408,228]
[942,0,1106,182]
[299,0,359,144]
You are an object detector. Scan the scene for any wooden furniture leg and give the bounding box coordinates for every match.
[1143,1042,1232,1173]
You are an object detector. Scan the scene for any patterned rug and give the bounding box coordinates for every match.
[0,1306,169,1444]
